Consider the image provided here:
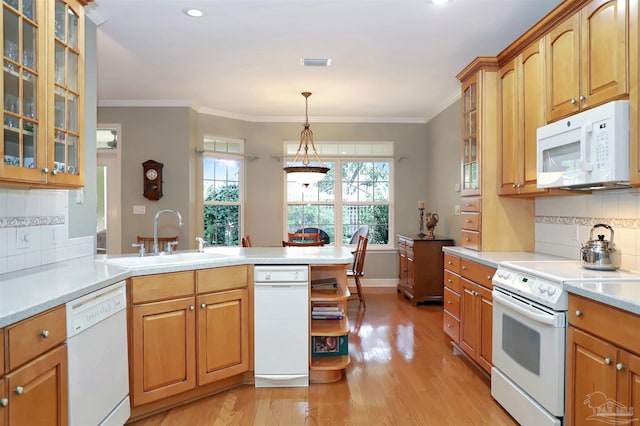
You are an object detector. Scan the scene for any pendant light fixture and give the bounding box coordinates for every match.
[284,92,329,186]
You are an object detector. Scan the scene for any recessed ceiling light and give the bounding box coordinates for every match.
[300,58,332,67]
[183,8,204,17]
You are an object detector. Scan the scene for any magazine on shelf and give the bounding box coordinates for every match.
[310,277,339,290]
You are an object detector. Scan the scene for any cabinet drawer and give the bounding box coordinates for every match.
[444,287,461,318]
[444,270,461,293]
[444,254,460,274]
[196,265,248,294]
[461,197,481,212]
[7,306,66,371]
[131,271,195,304]
[568,294,640,355]
[460,259,495,289]
[461,212,481,232]
[460,230,480,251]
[443,311,460,344]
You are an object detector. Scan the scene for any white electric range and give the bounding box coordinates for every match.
[491,260,640,426]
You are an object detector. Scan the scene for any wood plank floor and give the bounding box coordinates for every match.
[129,288,518,425]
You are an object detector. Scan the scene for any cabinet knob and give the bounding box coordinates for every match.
[14,386,24,395]
[201,303,206,309]
[487,275,492,281]
[579,95,586,102]
[605,357,612,365]
[40,329,49,338]
[189,305,195,311]
[466,238,471,242]
[512,184,516,188]
[461,266,467,270]
[571,98,577,105]
[447,279,452,283]
[575,310,583,317]
[0,398,7,407]
[447,261,453,265]
[447,300,452,304]
[446,324,452,329]
[51,169,58,175]
[617,363,625,371]
[41,167,49,174]
[465,219,470,223]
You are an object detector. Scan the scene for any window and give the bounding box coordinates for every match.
[202,137,244,246]
[285,142,393,247]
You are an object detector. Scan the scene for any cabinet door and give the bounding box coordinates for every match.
[6,344,67,426]
[0,378,5,426]
[546,14,581,121]
[476,284,493,374]
[617,349,640,423]
[0,0,47,184]
[580,0,627,110]
[131,297,196,406]
[398,249,407,284]
[461,75,480,196]
[519,40,547,194]
[459,278,477,358]
[406,255,415,290]
[566,326,618,426]
[46,0,84,187]
[499,58,518,195]
[197,289,249,386]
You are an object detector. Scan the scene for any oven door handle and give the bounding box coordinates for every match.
[493,291,556,326]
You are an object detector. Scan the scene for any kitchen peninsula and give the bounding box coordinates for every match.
[0,246,353,423]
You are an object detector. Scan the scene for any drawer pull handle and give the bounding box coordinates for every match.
[617,363,625,371]
[448,261,452,265]
[466,238,471,242]
[465,219,470,223]
[462,266,467,270]
[40,329,49,338]
[446,324,452,329]
[201,303,206,309]
[447,300,452,304]
[605,357,612,365]
[575,310,583,317]
[0,398,7,407]
[447,279,452,283]
[487,275,492,281]
[14,386,24,395]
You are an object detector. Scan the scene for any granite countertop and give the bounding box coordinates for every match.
[442,246,572,268]
[0,247,353,328]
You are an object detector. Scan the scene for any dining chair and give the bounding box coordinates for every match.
[282,240,325,247]
[347,235,368,308]
[287,232,321,243]
[136,236,178,253]
[241,235,252,247]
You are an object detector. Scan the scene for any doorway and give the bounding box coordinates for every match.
[96,124,122,254]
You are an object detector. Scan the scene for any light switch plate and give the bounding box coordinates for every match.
[454,205,461,215]
[133,205,146,215]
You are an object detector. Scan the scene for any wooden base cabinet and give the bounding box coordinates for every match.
[444,256,495,374]
[566,294,640,425]
[129,266,250,413]
[397,235,454,305]
[3,306,68,426]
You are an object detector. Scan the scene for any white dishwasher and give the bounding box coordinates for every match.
[66,281,130,426]
[254,265,309,387]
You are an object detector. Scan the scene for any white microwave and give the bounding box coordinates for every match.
[536,100,630,189]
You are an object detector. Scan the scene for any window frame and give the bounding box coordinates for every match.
[283,142,394,250]
[200,136,245,247]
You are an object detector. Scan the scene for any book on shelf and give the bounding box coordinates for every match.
[311,313,344,320]
[311,277,339,290]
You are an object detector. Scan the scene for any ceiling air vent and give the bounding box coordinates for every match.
[300,58,332,67]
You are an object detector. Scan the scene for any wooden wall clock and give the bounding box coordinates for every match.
[142,160,163,200]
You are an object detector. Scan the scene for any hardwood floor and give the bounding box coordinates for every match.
[129,288,517,425]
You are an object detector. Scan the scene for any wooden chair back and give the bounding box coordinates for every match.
[287,232,321,243]
[282,240,325,247]
[352,236,368,276]
[136,236,179,253]
[241,236,252,247]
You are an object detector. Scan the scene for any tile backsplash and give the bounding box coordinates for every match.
[535,188,640,271]
[0,187,94,275]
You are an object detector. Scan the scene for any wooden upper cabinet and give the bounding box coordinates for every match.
[0,0,86,187]
[546,0,628,122]
[461,74,480,196]
[499,39,547,196]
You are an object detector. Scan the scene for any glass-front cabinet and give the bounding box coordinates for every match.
[0,0,85,187]
[461,76,479,196]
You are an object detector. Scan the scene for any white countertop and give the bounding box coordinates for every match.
[442,246,572,268]
[0,247,353,328]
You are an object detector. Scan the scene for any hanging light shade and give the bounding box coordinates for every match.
[284,92,329,186]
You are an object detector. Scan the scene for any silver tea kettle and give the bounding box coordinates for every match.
[580,224,621,270]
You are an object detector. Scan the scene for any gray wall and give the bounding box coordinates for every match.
[97,108,435,279]
[425,101,462,243]
[68,19,97,239]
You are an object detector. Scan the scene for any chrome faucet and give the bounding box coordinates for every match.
[195,237,205,252]
[153,209,182,254]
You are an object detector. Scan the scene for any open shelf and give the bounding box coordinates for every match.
[311,318,349,336]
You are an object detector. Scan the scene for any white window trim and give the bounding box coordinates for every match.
[283,153,394,250]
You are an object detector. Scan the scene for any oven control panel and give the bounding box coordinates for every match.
[493,268,567,310]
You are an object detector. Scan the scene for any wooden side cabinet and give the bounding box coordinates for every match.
[397,235,454,305]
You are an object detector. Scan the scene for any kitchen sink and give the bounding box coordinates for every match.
[99,250,238,269]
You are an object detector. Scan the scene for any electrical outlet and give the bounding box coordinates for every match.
[133,205,146,215]
[16,228,31,249]
[454,205,461,215]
